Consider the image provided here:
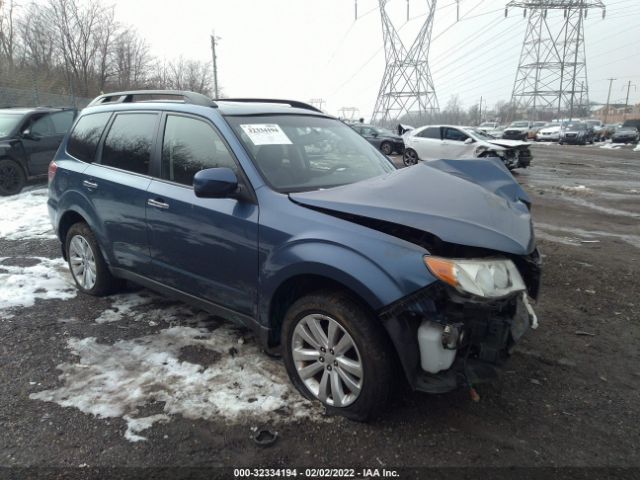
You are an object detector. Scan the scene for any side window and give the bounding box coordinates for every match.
[101,113,158,175]
[67,112,111,163]
[49,111,75,134]
[161,115,236,186]
[418,127,441,139]
[30,115,55,136]
[444,128,468,142]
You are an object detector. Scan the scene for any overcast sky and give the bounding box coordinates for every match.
[115,0,639,119]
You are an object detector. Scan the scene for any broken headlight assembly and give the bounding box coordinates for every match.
[424,256,526,299]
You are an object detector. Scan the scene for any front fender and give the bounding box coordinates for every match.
[258,238,436,326]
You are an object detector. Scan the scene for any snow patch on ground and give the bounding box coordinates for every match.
[0,257,76,312]
[535,223,640,249]
[0,187,56,241]
[94,292,158,324]
[557,184,592,194]
[600,143,622,150]
[31,294,319,441]
[634,144,640,152]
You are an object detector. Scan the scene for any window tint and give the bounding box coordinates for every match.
[67,112,111,163]
[161,115,236,186]
[30,115,55,136]
[101,113,157,175]
[418,127,440,139]
[443,128,468,142]
[49,111,75,134]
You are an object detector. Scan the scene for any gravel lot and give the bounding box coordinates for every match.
[1,143,639,479]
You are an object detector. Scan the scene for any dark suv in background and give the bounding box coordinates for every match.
[0,107,76,195]
[48,90,541,420]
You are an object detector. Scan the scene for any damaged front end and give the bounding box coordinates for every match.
[380,248,541,394]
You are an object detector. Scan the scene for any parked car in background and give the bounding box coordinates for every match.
[403,125,532,170]
[477,121,499,132]
[621,119,640,133]
[351,124,404,155]
[601,123,622,140]
[535,122,562,142]
[48,90,541,420]
[527,121,548,139]
[560,122,594,145]
[611,125,639,144]
[502,120,532,140]
[585,119,604,141]
[0,107,76,195]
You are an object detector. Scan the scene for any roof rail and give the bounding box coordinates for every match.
[218,98,323,113]
[87,90,217,108]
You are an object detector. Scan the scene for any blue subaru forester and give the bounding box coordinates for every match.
[48,90,541,420]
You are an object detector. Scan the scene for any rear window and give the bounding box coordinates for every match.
[67,112,111,162]
[101,113,158,175]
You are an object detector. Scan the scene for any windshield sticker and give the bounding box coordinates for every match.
[240,124,292,145]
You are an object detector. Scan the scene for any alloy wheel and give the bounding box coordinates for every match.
[291,313,363,407]
[0,163,20,192]
[69,235,97,290]
[403,149,418,166]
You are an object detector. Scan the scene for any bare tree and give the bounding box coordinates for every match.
[0,0,17,69]
[112,28,151,90]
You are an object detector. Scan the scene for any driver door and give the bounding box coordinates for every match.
[442,127,474,158]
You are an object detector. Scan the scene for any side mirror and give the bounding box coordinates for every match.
[21,128,39,141]
[371,132,378,138]
[193,167,238,199]
[464,137,474,144]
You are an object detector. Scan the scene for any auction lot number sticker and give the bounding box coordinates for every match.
[234,468,399,478]
[240,124,293,145]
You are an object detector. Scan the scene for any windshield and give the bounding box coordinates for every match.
[586,121,601,127]
[226,115,396,193]
[464,128,495,140]
[567,123,587,130]
[510,121,529,127]
[0,113,22,136]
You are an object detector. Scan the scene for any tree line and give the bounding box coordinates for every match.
[0,0,213,101]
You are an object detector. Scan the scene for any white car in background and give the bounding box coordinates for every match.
[536,122,563,142]
[403,125,533,170]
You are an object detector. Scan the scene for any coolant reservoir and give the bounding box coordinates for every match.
[417,321,457,374]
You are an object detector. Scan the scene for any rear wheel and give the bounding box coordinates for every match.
[65,222,122,296]
[380,141,393,156]
[282,290,394,421]
[403,148,419,166]
[0,159,26,196]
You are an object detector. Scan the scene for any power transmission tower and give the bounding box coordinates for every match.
[372,0,439,126]
[506,1,606,121]
[308,98,326,111]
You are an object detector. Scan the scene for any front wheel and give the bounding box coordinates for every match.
[403,148,419,166]
[380,141,393,156]
[282,290,395,421]
[0,159,26,196]
[65,222,122,296]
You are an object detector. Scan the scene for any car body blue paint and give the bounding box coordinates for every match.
[49,97,538,380]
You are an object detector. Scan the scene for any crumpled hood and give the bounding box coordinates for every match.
[486,139,531,148]
[290,159,535,256]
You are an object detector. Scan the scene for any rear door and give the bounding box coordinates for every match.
[411,126,442,160]
[82,111,160,272]
[145,112,259,317]
[442,127,473,158]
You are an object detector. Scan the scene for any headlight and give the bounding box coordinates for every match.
[424,256,526,298]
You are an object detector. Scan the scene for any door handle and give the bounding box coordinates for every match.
[82,180,98,189]
[147,198,169,209]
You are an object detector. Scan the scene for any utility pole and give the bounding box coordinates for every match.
[604,77,616,124]
[210,32,220,99]
[355,0,358,20]
[622,80,637,120]
[479,96,483,125]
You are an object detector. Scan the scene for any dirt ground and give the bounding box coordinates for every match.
[1,143,639,479]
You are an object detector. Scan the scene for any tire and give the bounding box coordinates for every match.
[281,290,395,421]
[380,141,393,156]
[403,148,419,166]
[0,158,26,196]
[65,222,122,296]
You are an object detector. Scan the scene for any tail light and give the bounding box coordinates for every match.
[48,161,58,183]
